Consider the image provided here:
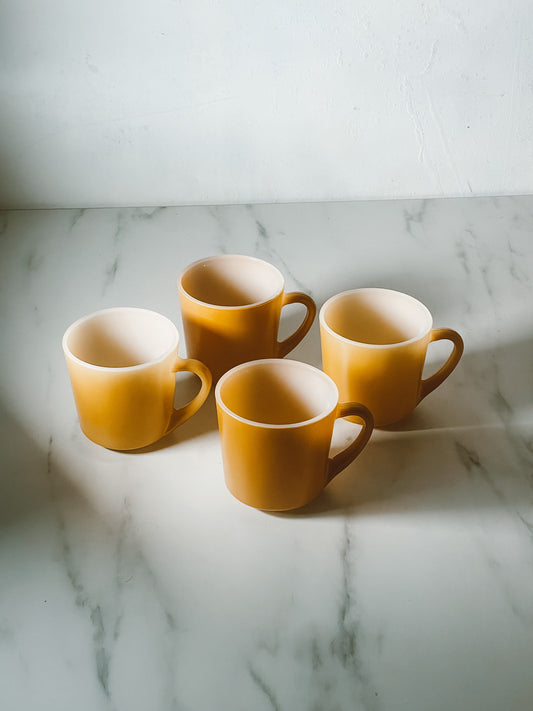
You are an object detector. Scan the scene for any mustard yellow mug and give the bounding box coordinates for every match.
[320,288,464,427]
[178,254,316,382]
[63,307,212,450]
[215,359,374,511]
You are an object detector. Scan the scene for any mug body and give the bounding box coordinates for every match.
[178,255,285,382]
[215,359,339,511]
[63,307,179,450]
[320,288,433,427]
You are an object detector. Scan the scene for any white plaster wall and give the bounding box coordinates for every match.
[1,0,532,208]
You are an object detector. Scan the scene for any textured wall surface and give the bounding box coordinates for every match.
[1,0,532,208]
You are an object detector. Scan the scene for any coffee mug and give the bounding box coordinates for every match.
[178,254,316,382]
[63,307,212,450]
[320,288,464,427]
[215,359,374,511]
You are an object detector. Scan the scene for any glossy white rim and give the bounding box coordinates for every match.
[215,358,339,429]
[62,306,179,371]
[178,254,285,309]
[319,287,433,348]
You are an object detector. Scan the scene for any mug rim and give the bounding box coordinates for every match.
[62,306,179,372]
[215,358,339,429]
[177,254,285,310]
[319,287,433,348]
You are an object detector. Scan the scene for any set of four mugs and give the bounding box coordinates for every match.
[63,254,464,511]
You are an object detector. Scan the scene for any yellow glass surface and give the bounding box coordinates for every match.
[320,289,464,427]
[63,307,211,450]
[178,255,316,382]
[215,359,373,511]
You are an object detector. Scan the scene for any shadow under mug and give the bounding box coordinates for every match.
[215,358,374,511]
[178,254,316,382]
[320,288,464,427]
[63,307,212,450]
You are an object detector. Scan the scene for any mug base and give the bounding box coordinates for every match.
[79,425,162,452]
[226,485,323,512]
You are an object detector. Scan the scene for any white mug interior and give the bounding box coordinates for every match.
[321,288,433,346]
[216,359,338,426]
[179,255,284,307]
[63,307,178,368]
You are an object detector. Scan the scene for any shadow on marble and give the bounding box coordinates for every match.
[381,333,533,432]
[269,420,532,519]
[0,400,96,533]
[464,333,533,417]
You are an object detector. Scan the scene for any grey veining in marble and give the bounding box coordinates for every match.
[1,196,533,711]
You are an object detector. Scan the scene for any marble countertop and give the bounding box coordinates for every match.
[1,196,532,711]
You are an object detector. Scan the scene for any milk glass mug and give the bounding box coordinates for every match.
[215,359,374,511]
[320,288,464,427]
[63,307,211,450]
[178,255,316,382]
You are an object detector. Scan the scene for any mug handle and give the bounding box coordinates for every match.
[165,357,212,434]
[419,328,464,401]
[327,403,374,483]
[276,291,316,358]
